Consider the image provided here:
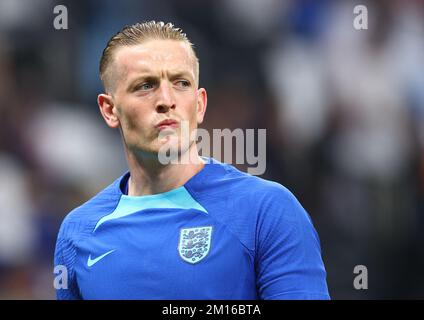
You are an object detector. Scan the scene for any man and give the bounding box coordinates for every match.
[54,21,330,299]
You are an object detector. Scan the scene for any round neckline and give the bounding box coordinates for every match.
[119,156,214,198]
[121,183,186,200]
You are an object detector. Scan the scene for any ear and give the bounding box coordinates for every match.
[98,93,120,129]
[196,88,207,125]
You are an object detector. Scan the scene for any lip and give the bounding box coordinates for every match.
[156,119,179,129]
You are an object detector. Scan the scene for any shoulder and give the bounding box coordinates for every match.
[57,173,126,242]
[195,158,313,233]
[214,161,304,220]
[188,160,318,257]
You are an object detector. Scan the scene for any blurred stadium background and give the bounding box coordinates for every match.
[0,0,423,299]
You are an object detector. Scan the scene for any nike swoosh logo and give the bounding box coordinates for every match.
[87,249,115,267]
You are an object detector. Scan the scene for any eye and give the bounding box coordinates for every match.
[135,82,154,91]
[175,80,190,88]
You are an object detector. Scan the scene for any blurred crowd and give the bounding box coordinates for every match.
[0,0,423,299]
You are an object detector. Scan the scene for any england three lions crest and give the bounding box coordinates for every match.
[178,226,213,264]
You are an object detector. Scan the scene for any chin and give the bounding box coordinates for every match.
[156,138,191,165]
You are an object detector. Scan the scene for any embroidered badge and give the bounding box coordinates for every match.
[178,226,212,264]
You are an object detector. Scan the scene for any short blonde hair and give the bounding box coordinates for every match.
[99,21,199,92]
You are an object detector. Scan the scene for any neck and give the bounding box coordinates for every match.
[125,143,204,196]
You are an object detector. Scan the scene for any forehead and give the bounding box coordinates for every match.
[113,40,195,79]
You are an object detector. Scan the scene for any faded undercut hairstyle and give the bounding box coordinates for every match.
[99,21,200,93]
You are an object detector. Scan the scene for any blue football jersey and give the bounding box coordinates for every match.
[54,158,330,299]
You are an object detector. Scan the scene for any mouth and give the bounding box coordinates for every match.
[155,119,179,130]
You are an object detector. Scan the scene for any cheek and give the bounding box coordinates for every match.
[118,100,149,130]
[124,114,138,131]
[186,94,200,118]
[186,102,199,127]
[118,106,138,131]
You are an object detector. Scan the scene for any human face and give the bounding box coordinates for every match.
[100,39,206,158]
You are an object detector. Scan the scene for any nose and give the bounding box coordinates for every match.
[156,81,176,113]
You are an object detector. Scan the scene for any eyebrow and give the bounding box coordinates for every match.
[127,75,156,91]
[126,70,194,91]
